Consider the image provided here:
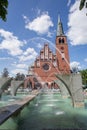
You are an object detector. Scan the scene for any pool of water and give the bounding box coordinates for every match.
[0,92,87,130]
[0,92,30,107]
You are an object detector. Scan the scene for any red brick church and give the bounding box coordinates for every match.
[24,15,70,89]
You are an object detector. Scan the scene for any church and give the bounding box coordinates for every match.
[25,15,70,89]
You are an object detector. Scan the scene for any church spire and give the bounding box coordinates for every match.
[56,14,64,36]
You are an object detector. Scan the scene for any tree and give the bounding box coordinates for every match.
[2,68,9,77]
[0,0,8,21]
[79,0,86,10]
[80,69,87,85]
[15,73,25,80]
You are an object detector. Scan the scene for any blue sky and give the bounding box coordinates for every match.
[0,0,87,76]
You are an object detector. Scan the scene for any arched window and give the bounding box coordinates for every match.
[27,80,32,89]
[59,38,61,43]
[62,38,64,43]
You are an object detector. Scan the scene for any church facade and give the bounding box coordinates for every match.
[25,16,70,89]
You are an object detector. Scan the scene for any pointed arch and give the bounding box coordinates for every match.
[62,38,64,43]
[59,38,61,43]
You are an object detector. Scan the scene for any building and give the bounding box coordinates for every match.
[25,15,70,89]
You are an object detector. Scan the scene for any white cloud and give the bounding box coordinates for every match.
[84,58,87,62]
[19,47,38,62]
[47,31,54,38]
[11,69,27,75]
[24,12,53,35]
[19,55,36,62]
[23,15,30,24]
[37,8,41,16]
[11,62,29,76]
[67,0,87,45]
[0,29,26,56]
[0,57,13,60]
[70,61,81,70]
[12,63,28,69]
[23,48,36,55]
[67,0,71,6]
[37,43,43,49]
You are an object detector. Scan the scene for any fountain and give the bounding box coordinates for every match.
[0,74,87,130]
[0,28,87,130]
[17,92,87,130]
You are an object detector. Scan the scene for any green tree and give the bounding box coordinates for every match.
[80,69,87,85]
[2,68,9,77]
[0,0,8,21]
[79,0,86,10]
[15,73,25,81]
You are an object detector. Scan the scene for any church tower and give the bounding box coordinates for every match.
[26,15,70,89]
[56,15,70,73]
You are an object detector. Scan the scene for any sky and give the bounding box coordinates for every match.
[0,0,87,76]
